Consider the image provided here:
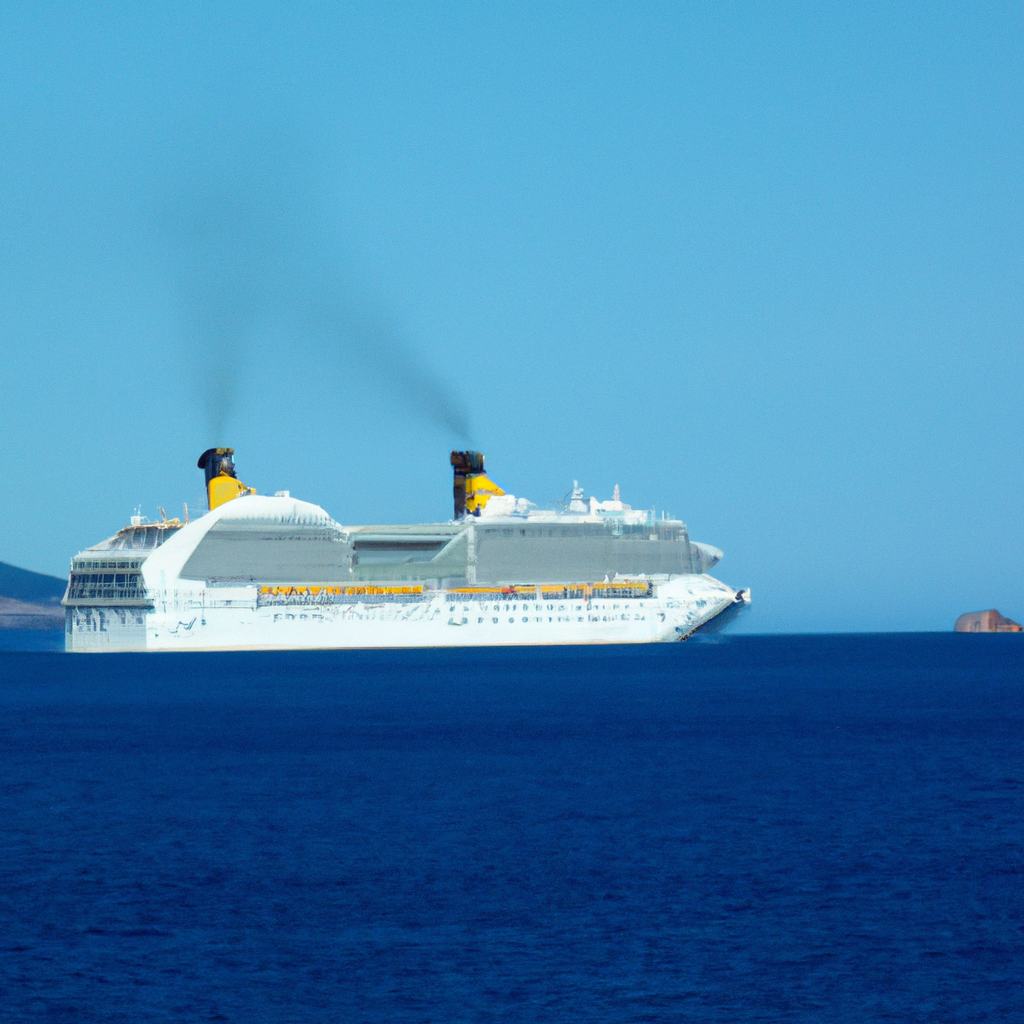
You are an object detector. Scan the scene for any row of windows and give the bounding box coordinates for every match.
[68,588,145,601]
[73,560,144,571]
[67,572,145,602]
[257,593,425,607]
[265,611,652,625]
[457,614,646,625]
[446,602,642,613]
[69,573,142,588]
[443,585,653,603]
[481,526,675,538]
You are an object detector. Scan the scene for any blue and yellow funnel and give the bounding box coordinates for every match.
[197,448,255,510]
[451,451,504,518]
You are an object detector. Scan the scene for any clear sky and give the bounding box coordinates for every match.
[0,3,1020,632]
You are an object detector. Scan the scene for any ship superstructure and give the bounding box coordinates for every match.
[64,450,749,651]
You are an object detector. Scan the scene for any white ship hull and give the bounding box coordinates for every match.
[66,574,747,652]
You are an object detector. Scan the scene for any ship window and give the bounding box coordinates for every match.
[351,537,448,564]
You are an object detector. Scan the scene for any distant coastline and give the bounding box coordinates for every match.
[0,596,62,630]
[0,562,65,630]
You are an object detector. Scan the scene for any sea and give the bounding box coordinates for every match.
[0,632,1021,1022]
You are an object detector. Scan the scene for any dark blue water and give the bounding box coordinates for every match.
[0,628,64,652]
[1,635,1021,1022]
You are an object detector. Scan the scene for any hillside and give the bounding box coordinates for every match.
[0,561,66,629]
[0,561,66,604]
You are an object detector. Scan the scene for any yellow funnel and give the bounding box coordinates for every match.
[197,448,256,510]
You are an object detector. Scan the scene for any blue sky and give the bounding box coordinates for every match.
[0,3,1020,632]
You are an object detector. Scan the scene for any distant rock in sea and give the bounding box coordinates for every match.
[0,562,66,630]
[954,609,1022,633]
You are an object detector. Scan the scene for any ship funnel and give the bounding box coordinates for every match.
[450,451,505,518]
[197,447,256,511]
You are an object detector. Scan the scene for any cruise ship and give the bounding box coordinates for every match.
[63,450,749,651]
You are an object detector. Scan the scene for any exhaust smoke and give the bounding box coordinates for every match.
[164,125,473,443]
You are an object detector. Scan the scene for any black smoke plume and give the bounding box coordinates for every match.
[164,127,472,443]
